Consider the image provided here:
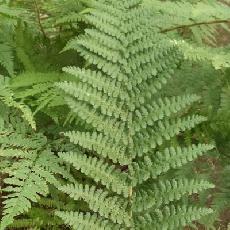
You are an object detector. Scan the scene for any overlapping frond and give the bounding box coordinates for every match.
[0,77,35,129]
[0,130,69,230]
[0,44,14,75]
[8,72,74,119]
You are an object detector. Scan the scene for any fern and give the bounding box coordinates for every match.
[143,0,230,44]
[140,0,230,69]
[0,2,30,75]
[55,0,215,229]
[0,0,228,229]
[0,76,36,129]
[8,196,75,229]
[0,44,14,75]
[0,4,25,19]
[159,50,230,228]
[0,125,73,229]
[9,72,76,120]
[176,41,230,69]
[219,85,230,117]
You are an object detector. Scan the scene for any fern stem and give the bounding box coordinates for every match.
[128,186,133,228]
[33,0,48,40]
[161,19,230,33]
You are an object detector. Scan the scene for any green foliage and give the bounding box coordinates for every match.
[9,72,72,117]
[161,39,230,230]
[0,44,14,75]
[0,0,229,229]
[142,0,230,69]
[0,119,73,229]
[0,76,35,129]
[143,0,230,41]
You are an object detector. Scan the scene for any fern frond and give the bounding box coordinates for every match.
[59,183,129,225]
[58,151,130,196]
[0,132,46,150]
[143,0,230,45]
[0,78,36,129]
[134,115,207,156]
[133,94,200,131]
[0,130,71,230]
[9,218,43,229]
[219,85,230,114]
[64,97,127,142]
[0,44,14,75]
[10,72,63,88]
[63,66,129,100]
[55,211,122,230]
[56,0,215,228]
[57,81,130,121]
[63,131,129,164]
[176,41,230,69]
[56,12,83,25]
[8,72,73,117]
[0,5,25,18]
[131,144,214,185]
[135,205,213,230]
[134,178,214,212]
